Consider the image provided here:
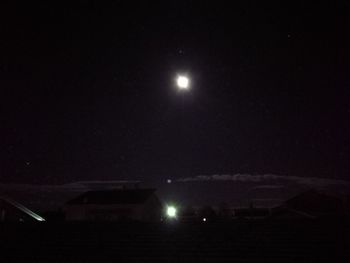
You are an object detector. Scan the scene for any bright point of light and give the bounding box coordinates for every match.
[176,76,189,90]
[166,206,177,218]
[202,218,207,222]
[167,179,172,184]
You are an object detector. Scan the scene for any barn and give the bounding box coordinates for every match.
[64,188,162,222]
[270,190,346,219]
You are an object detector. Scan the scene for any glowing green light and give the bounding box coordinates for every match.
[166,206,177,218]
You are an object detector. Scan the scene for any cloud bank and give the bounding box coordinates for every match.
[177,174,350,187]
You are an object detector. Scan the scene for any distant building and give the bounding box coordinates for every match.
[270,190,345,219]
[233,207,270,220]
[0,197,45,222]
[64,188,162,222]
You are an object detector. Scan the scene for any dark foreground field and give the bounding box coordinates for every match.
[1,220,350,262]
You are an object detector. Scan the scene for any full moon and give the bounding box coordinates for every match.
[176,75,190,90]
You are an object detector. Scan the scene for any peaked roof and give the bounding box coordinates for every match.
[283,189,343,215]
[66,189,156,205]
[285,190,342,205]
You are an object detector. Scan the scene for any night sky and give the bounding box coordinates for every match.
[1,1,350,185]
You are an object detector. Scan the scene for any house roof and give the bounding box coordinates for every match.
[285,190,342,205]
[283,189,344,215]
[66,189,156,205]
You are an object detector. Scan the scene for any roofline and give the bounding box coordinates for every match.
[284,207,316,219]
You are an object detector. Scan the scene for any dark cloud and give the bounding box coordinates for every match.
[177,174,350,188]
